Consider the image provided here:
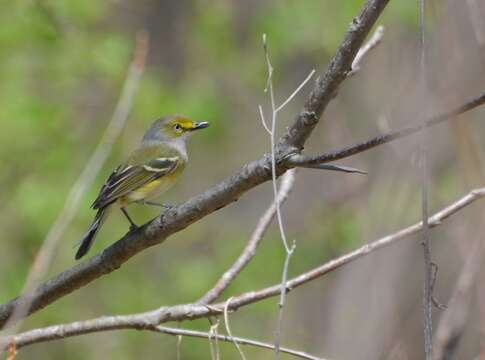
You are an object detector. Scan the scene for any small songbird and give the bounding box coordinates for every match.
[75,115,209,260]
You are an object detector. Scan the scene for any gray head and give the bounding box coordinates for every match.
[142,115,209,144]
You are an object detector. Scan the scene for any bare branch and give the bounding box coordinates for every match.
[260,34,312,358]
[154,325,325,360]
[348,25,384,77]
[275,240,295,358]
[418,1,435,357]
[223,297,247,360]
[1,30,149,334]
[0,0,398,328]
[278,0,390,150]
[208,320,220,360]
[0,87,483,332]
[198,169,296,305]
[4,316,325,360]
[295,163,367,174]
[286,92,485,167]
[275,69,316,113]
[259,105,271,135]
[5,187,485,355]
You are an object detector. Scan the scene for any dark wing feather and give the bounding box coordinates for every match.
[92,156,179,209]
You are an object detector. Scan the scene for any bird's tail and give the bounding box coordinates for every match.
[75,208,108,260]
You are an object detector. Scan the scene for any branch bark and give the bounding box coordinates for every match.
[286,92,485,167]
[1,30,149,336]
[197,170,296,305]
[3,186,485,353]
[0,0,392,329]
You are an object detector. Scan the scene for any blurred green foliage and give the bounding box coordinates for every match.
[0,1,454,359]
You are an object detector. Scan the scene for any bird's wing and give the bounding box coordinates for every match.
[92,156,179,209]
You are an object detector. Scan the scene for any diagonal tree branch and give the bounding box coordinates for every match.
[277,0,390,151]
[4,186,485,354]
[197,170,296,305]
[1,30,149,336]
[153,326,324,360]
[0,0,392,328]
[286,91,485,167]
[0,90,484,333]
[5,321,325,360]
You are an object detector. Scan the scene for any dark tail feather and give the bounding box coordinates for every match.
[75,208,107,260]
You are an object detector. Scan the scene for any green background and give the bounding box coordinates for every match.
[1,0,484,359]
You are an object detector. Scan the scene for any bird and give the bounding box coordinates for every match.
[75,115,209,260]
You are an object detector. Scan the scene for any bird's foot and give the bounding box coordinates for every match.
[129,223,139,233]
[139,200,174,209]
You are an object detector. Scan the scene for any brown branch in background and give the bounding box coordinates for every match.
[286,91,485,167]
[154,325,324,360]
[0,31,149,335]
[4,319,324,360]
[0,0,409,329]
[259,33,306,358]
[0,88,483,333]
[197,169,296,305]
[418,0,435,357]
[4,186,485,355]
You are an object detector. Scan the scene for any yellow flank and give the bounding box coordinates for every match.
[118,175,178,207]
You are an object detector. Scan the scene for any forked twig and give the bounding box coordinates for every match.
[198,169,296,305]
[260,33,313,358]
[5,187,485,357]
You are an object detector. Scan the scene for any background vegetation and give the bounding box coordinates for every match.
[1,0,484,358]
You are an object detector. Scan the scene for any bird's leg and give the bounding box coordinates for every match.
[139,200,174,209]
[121,207,138,231]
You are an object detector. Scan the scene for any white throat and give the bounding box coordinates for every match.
[167,137,188,162]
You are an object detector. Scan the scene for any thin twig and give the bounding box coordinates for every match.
[0,0,435,330]
[224,297,246,360]
[348,25,385,77]
[275,241,295,358]
[260,34,315,358]
[286,92,485,167]
[4,188,485,354]
[0,30,149,334]
[261,33,292,254]
[197,169,296,305]
[208,319,220,360]
[259,105,272,135]
[418,1,434,357]
[176,334,182,360]
[275,70,316,113]
[1,89,484,331]
[153,326,324,360]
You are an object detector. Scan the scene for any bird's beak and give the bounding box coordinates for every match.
[191,121,210,131]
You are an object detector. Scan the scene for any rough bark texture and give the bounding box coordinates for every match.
[0,0,390,328]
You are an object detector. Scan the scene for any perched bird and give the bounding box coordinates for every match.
[75,115,209,260]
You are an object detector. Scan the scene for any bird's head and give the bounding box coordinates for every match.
[143,115,209,143]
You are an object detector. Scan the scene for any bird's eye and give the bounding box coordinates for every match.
[173,124,182,131]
